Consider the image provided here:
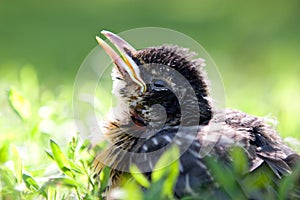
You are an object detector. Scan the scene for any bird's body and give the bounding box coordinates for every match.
[94,31,300,199]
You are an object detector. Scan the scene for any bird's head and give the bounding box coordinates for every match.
[96,31,212,133]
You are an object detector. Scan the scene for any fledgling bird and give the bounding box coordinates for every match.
[93,30,300,199]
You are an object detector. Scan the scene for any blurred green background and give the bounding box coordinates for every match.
[1,0,299,142]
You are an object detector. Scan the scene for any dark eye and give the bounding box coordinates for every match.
[151,79,168,92]
[153,79,166,87]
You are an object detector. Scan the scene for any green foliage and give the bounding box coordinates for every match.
[114,146,180,200]
[151,145,180,198]
[0,67,100,199]
[206,154,247,199]
[8,88,32,121]
[11,145,22,184]
[99,166,111,195]
[0,135,100,199]
[130,165,150,188]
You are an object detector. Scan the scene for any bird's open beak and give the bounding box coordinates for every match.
[96,30,147,92]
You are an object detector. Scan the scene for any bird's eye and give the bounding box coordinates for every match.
[150,79,168,92]
[153,79,166,88]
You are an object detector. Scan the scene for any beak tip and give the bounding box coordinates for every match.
[101,30,112,37]
[95,36,105,46]
[95,35,101,41]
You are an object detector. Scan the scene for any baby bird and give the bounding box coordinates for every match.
[93,30,300,199]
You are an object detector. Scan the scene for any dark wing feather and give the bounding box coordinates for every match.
[218,109,297,174]
[263,157,292,178]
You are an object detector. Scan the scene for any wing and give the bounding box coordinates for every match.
[219,109,297,177]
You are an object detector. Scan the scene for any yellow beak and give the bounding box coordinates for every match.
[96,30,147,93]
